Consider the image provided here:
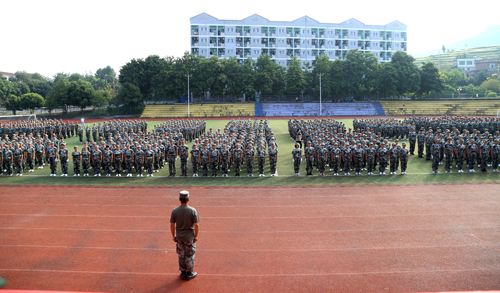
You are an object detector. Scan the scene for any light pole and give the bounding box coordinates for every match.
[186,74,191,117]
[319,73,322,116]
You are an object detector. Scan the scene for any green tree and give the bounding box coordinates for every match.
[376,63,398,98]
[285,57,305,97]
[419,62,443,96]
[93,88,114,107]
[391,51,420,96]
[0,78,15,105]
[20,93,45,112]
[95,66,118,89]
[344,50,378,98]
[115,82,144,113]
[329,60,348,100]
[254,54,285,97]
[46,74,70,111]
[5,94,22,115]
[311,54,331,99]
[441,69,468,88]
[67,79,96,111]
[479,76,500,95]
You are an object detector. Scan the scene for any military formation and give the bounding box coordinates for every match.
[2,115,498,177]
[290,116,499,176]
[403,116,499,174]
[0,119,79,176]
[1,118,281,177]
[189,119,278,177]
[289,119,409,176]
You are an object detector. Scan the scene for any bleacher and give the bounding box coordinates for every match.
[141,103,255,118]
[381,100,500,116]
[260,102,384,116]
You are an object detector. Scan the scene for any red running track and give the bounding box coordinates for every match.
[0,185,499,293]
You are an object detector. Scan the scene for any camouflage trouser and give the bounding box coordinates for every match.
[401,159,407,173]
[432,155,440,172]
[444,155,452,172]
[191,160,199,175]
[74,160,80,175]
[417,143,424,158]
[61,159,68,174]
[306,158,313,175]
[83,160,90,174]
[269,155,277,175]
[389,157,398,173]
[468,153,477,170]
[14,159,23,174]
[366,158,374,173]
[409,140,416,155]
[258,157,265,175]
[181,159,188,176]
[246,158,253,175]
[27,157,34,170]
[49,157,57,175]
[36,152,43,167]
[456,157,464,171]
[378,160,387,173]
[176,240,196,273]
[168,159,176,176]
[293,158,300,173]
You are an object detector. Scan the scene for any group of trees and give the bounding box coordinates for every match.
[0,66,117,114]
[1,50,498,115]
[115,51,444,109]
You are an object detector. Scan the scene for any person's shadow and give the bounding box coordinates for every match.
[148,276,190,293]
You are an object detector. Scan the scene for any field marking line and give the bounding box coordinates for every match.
[0,268,498,277]
[0,244,499,253]
[4,201,500,208]
[1,226,499,234]
[0,213,498,219]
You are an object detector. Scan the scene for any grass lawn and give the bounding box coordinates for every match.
[1,118,498,186]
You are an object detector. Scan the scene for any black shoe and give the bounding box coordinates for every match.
[184,271,198,280]
[180,271,187,280]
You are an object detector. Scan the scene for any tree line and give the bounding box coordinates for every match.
[0,66,117,115]
[1,51,499,115]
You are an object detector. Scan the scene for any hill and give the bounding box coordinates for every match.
[448,26,500,50]
[414,45,500,70]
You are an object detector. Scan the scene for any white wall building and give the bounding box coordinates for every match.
[190,13,407,67]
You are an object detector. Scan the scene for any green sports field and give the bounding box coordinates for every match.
[1,119,498,186]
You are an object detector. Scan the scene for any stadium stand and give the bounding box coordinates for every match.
[260,102,384,116]
[381,100,500,116]
[141,103,255,118]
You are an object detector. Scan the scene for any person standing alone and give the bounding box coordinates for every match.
[170,190,200,280]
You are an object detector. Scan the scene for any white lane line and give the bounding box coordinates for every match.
[0,268,497,277]
[0,243,498,252]
[0,213,498,219]
[1,226,499,234]
[3,202,500,208]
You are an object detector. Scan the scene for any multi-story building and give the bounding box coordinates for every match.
[190,13,407,67]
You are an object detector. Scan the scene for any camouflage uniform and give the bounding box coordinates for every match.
[170,194,199,278]
[245,146,254,176]
[72,147,81,176]
[190,145,200,176]
[304,143,315,175]
[292,144,302,175]
[431,140,441,174]
[179,144,189,176]
[400,144,408,174]
[444,139,454,172]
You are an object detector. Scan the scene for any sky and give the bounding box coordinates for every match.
[1,0,499,77]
